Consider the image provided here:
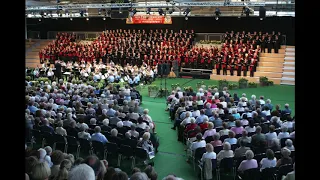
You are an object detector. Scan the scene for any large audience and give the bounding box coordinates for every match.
[167,86,295,179]
[25,76,180,180]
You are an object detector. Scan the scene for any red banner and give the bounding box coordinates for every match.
[126,15,172,24]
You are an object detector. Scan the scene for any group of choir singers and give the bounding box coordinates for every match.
[38,30,283,78]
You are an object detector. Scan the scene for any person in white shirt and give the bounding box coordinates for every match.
[180,112,192,127]
[201,143,217,162]
[265,125,278,147]
[196,88,204,97]
[128,108,140,120]
[278,126,290,140]
[219,97,227,109]
[241,93,248,102]
[262,106,271,116]
[203,122,216,139]
[245,120,256,133]
[259,96,265,106]
[190,133,206,158]
[78,126,91,140]
[137,117,148,130]
[55,120,67,136]
[192,107,201,118]
[123,118,133,127]
[260,149,277,171]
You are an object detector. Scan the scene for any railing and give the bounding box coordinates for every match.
[196,33,286,45]
[47,31,102,40]
[27,31,41,39]
[28,31,286,45]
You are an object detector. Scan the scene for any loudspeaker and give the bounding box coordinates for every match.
[157,64,170,75]
[164,63,170,75]
[259,6,266,18]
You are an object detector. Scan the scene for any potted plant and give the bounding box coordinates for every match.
[248,82,258,88]
[228,83,238,90]
[148,85,159,97]
[218,79,229,91]
[268,81,274,86]
[25,76,31,81]
[259,76,269,86]
[208,85,218,90]
[238,78,248,89]
[171,83,179,91]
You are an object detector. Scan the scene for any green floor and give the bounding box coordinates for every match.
[139,78,295,180]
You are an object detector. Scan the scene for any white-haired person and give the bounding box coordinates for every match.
[238,97,247,108]
[278,126,290,140]
[270,138,281,152]
[202,122,216,139]
[260,149,277,171]
[237,150,258,173]
[196,88,204,97]
[137,132,155,164]
[201,143,217,163]
[276,148,293,167]
[68,164,95,180]
[284,139,295,151]
[249,95,257,107]
[281,103,292,116]
[31,161,51,180]
[38,148,53,167]
[141,109,156,132]
[217,142,234,163]
[44,146,53,167]
[101,119,112,132]
[186,133,206,162]
[55,120,67,136]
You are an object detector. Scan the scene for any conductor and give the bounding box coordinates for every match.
[54,61,62,81]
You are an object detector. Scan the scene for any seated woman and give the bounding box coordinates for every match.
[265,125,277,147]
[231,120,244,135]
[210,133,223,147]
[238,150,258,174]
[224,131,237,145]
[237,130,251,146]
[284,139,295,151]
[217,142,234,163]
[219,122,230,136]
[204,103,213,117]
[277,126,290,140]
[201,143,217,162]
[55,120,67,136]
[231,109,241,120]
[276,148,293,167]
[202,122,216,139]
[260,149,277,171]
[269,138,281,152]
[187,133,206,163]
[137,132,155,164]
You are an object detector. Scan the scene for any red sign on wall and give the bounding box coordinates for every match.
[126,15,172,24]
